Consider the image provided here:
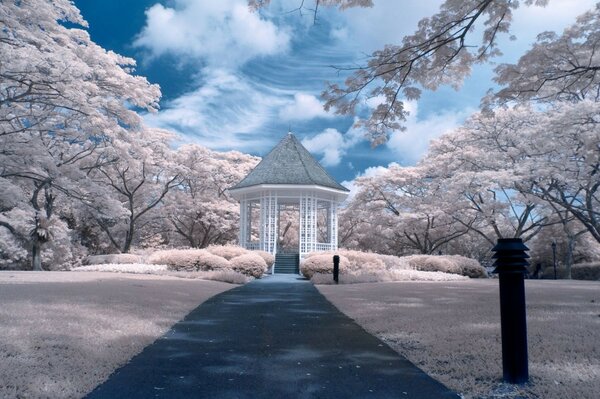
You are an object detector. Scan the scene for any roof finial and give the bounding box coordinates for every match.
[288,123,292,135]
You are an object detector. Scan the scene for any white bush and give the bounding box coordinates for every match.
[72,263,250,284]
[146,249,210,270]
[378,254,412,270]
[405,255,487,278]
[73,264,168,273]
[230,253,268,278]
[301,254,350,278]
[163,270,250,284]
[302,250,486,280]
[255,250,275,267]
[445,255,488,278]
[205,244,248,260]
[84,254,142,265]
[311,269,468,284]
[404,255,462,274]
[192,252,230,272]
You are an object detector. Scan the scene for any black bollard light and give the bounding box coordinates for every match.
[492,238,529,384]
[333,255,339,284]
[551,241,557,280]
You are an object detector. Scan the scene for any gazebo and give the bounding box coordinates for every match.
[229,133,349,272]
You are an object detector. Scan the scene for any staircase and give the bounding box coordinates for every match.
[274,253,299,274]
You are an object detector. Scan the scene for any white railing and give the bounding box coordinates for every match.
[315,243,334,252]
[245,242,260,250]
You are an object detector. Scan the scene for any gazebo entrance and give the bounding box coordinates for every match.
[229,133,349,273]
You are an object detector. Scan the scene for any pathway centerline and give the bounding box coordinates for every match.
[87,274,459,398]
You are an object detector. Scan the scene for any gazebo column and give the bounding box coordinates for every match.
[330,200,338,251]
[259,191,278,255]
[239,198,248,248]
[299,192,317,257]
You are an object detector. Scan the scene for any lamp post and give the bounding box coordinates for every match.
[492,238,529,384]
[551,241,557,280]
[333,255,339,284]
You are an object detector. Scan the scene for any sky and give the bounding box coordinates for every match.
[74,0,597,184]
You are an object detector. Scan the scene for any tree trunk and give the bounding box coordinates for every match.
[31,238,43,271]
[564,237,575,280]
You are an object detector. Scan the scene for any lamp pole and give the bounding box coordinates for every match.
[492,238,530,384]
[551,241,557,280]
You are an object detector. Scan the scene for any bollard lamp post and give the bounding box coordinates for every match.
[333,255,339,284]
[551,241,557,280]
[492,238,529,384]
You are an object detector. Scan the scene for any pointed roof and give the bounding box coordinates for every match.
[231,133,349,192]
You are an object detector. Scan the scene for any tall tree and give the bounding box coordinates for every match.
[165,145,259,248]
[0,0,160,267]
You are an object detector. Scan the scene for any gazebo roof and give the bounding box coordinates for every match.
[230,133,349,192]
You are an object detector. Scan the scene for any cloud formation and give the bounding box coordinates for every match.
[301,123,364,167]
[386,101,473,164]
[278,93,333,121]
[134,0,290,68]
[143,70,287,152]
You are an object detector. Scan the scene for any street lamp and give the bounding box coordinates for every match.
[551,241,557,280]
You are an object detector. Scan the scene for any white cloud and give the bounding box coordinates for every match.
[386,101,473,164]
[302,128,345,166]
[134,0,290,68]
[496,0,597,62]
[143,70,287,152]
[301,123,365,167]
[339,0,440,53]
[341,164,396,203]
[278,93,332,121]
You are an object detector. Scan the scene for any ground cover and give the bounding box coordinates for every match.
[317,279,600,399]
[0,271,234,399]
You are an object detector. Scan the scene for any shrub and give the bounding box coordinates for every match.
[191,252,230,272]
[147,249,210,270]
[378,254,412,270]
[255,250,275,268]
[302,251,485,279]
[83,254,142,265]
[166,270,251,284]
[446,255,488,278]
[73,264,168,273]
[403,255,487,278]
[206,244,248,260]
[230,253,268,278]
[404,255,462,274]
[301,254,350,278]
[337,249,386,273]
[571,262,600,281]
[310,269,468,284]
[73,264,250,284]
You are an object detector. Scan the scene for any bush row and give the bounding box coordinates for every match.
[73,263,250,284]
[84,245,273,279]
[300,249,487,281]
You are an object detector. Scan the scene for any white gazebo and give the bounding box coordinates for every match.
[228,133,349,265]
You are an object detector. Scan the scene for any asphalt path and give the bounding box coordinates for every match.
[86,274,459,398]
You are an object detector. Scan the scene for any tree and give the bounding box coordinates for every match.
[88,129,181,253]
[491,5,600,106]
[0,0,161,268]
[318,0,551,144]
[423,107,552,245]
[165,145,259,248]
[348,165,470,255]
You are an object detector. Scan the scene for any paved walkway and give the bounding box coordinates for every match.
[87,275,459,398]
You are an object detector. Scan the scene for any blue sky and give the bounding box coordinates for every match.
[74,0,596,183]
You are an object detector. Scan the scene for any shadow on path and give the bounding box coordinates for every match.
[87,274,459,398]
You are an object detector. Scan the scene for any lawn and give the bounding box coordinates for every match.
[317,279,600,399]
[0,271,234,399]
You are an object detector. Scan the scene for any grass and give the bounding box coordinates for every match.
[0,271,234,399]
[317,279,600,399]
